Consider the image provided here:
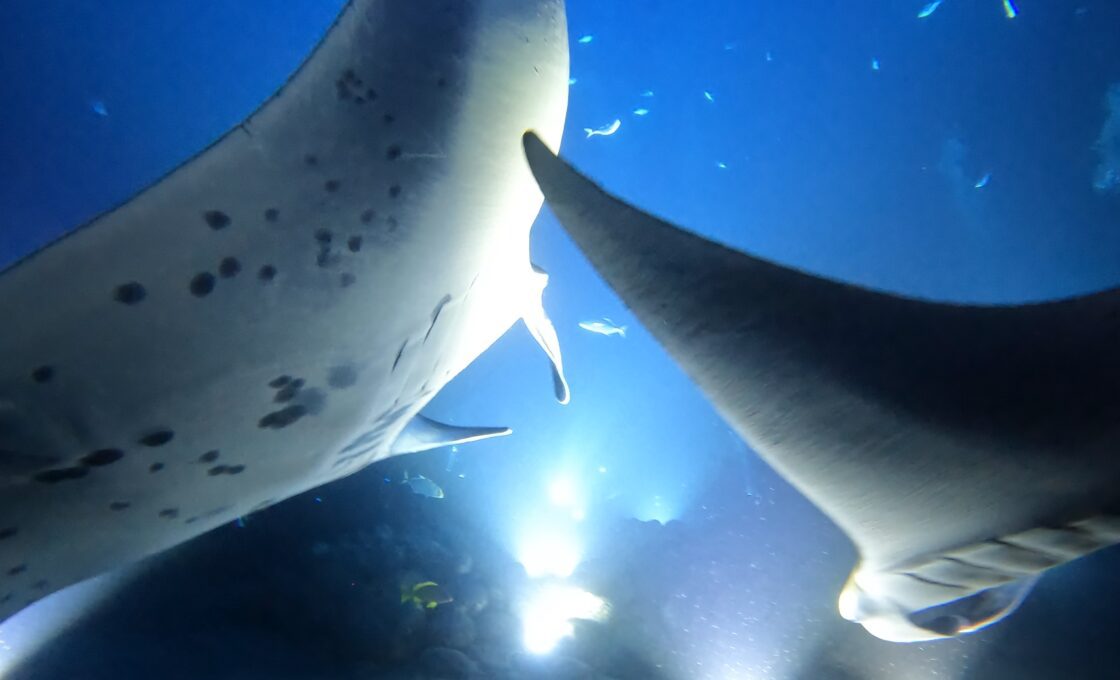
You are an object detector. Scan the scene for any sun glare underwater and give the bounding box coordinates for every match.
[1,0,1120,678]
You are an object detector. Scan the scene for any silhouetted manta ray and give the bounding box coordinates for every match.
[0,1,570,621]
[523,131,1120,642]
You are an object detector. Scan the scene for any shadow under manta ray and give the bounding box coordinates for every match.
[522,131,1120,643]
[0,1,571,623]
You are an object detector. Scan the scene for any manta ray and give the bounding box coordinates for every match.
[522,132,1120,643]
[0,0,570,621]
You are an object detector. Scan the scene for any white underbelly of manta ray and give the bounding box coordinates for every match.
[0,0,569,621]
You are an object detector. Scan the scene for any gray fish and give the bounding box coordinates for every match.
[578,318,627,337]
[404,474,445,500]
[0,1,570,622]
[522,131,1120,642]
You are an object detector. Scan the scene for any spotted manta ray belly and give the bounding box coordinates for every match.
[0,0,569,620]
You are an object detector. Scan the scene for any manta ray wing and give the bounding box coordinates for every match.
[522,131,1120,642]
[0,2,570,621]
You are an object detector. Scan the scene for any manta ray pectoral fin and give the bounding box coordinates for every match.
[522,264,570,405]
[521,129,1120,642]
[390,414,512,456]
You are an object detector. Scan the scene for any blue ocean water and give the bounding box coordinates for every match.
[0,1,1118,678]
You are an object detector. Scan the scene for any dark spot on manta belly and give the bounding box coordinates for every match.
[314,229,333,245]
[208,464,246,476]
[0,528,17,540]
[258,265,277,282]
[386,145,402,161]
[324,179,341,193]
[339,273,355,288]
[304,153,318,166]
[360,209,375,224]
[327,365,358,389]
[30,366,54,383]
[275,384,300,403]
[199,450,219,463]
[32,579,48,590]
[317,249,339,269]
[34,467,88,484]
[190,272,216,297]
[347,236,362,252]
[219,257,241,278]
[114,282,146,305]
[388,184,401,199]
[139,430,174,447]
[80,448,124,467]
[109,501,130,511]
[259,405,308,429]
[264,208,280,223]
[149,462,164,473]
[383,113,395,125]
[159,508,179,519]
[8,564,26,576]
[203,210,231,230]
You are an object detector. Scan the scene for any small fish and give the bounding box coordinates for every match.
[765,51,774,62]
[90,100,109,117]
[640,90,655,97]
[974,173,991,189]
[871,59,881,71]
[703,91,715,102]
[584,119,621,138]
[1002,0,1018,18]
[632,108,650,116]
[401,581,453,610]
[404,473,445,499]
[579,318,627,338]
[918,0,944,18]
[716,162,728,170]
[577,35,593,44]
